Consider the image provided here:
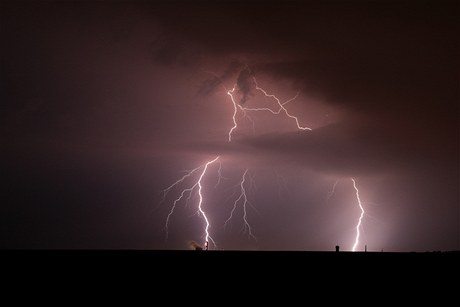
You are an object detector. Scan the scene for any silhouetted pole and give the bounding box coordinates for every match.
[205,241,209,251]
[335,245,340,253]
[365,245,367,252]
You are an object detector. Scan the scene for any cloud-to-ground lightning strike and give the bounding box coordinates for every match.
[224,169,256,240]
[162,156,219,248]
[163,68,313,248]
[326,178,368,251]
[351,178,365,251]
[197,157,220,248]
[162,66,373,251]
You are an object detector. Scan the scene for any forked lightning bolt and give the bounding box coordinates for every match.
[226,76,311,141]
[351,178,365,251]
[162,66,373,251]
[224,169,256,240]
[163,69,312,248]
[162,156,219,248]
[326,178,366,251]
[250,77,312,131]
[162,165,206,238]
[227,85,242,142]
[197,157,220,248]
[214,161,223,188]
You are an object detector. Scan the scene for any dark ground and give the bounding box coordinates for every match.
[2,250,458,292]
[3,250,458,273]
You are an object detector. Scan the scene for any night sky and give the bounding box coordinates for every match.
[1,0,458,251]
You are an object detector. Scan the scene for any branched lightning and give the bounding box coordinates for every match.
[227,85,243,142]
[163,68,310,248]
[214,161,223,188]
[251,77,312,131]
[226,76,312,141]
[351,178,365,252]
[161,66,375,251]
[162,156,219,248]
[161,165,203,203]
[199,69,244,142]
[224,169,256,240]
[197,157,220,248]
[163,165,206,239]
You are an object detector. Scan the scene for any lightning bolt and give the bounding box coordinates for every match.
[227,84,244,142]
[224,169,256,240]
[199,68,243,142]
[351,178,365,252]
[226,76,312,141]
[162,165,206,239]
[162,156,219,248]
[163,68,311,249]
[214,161,223,188]
[250,77,312,131]
[162,66,375,251]
[197,157,220,248]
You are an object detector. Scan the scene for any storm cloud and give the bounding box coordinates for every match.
[1,0,458,251]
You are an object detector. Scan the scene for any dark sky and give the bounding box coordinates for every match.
[1,0,458,251]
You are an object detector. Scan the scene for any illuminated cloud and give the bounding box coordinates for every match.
[1,1,457,251]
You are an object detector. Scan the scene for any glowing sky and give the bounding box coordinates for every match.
[1,1,458,251]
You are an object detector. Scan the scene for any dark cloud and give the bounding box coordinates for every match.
[147,0,458,129]
[197,59,243,96]
[150,33,205,68]
[253,54,458,123]
[150,34,184,66]
[235,67,255,104]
